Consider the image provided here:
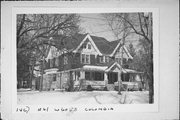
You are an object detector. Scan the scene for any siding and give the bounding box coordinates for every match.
[71,53,82,69]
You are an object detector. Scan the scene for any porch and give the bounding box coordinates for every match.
[42,62,144,91]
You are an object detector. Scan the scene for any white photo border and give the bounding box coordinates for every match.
[11,7,159,113]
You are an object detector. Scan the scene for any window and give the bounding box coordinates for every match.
[105,56,109,63]
[53,74,56,81]
[94,72,104,81]
[85,72,91,80]
[99,56,104,63]
[50,59,54,68]
[88,44,91,49]
[99,56,109,63]
[81,54,90,64]
[81,54,85,63]
[55,57,59,67]
[86,54,90,63]
[64,56,68,65]
[83,44,86,49]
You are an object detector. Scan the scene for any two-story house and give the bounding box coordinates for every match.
[42,33,143,91]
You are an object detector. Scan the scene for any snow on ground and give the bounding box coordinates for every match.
[17,90,149,104]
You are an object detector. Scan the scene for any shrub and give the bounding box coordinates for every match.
[87,85,93,91]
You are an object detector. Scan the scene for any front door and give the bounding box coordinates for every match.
[108,72,118,84]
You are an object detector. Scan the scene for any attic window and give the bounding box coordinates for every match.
[88,44,91,49]
[82,44,86,49]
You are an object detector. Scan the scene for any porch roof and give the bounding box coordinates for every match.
[82,65,143,74]
[83,65,108,71]
[123,69,144,74]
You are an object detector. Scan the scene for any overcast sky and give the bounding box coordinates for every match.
[79,13,139,48]
[79,13,116,41]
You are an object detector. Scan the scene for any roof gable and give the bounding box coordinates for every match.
[110,45,133,59]
[45,34,133,59]
[73,34,102,55]
[105,62,122,72]
[90,35,117,55]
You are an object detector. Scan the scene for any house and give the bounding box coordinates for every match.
[42,33,143,91]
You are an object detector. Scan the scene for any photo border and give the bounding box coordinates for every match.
[11,7,159,113]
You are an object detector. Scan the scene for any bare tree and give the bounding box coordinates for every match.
[17,14,81,90]
[102,13,154,103]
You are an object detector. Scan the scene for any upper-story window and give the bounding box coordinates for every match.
[50,58,55,68]
[81,54,90,64]
[64,56,68,65]
[99,56,109,63]
[88,44,91,49]
[105,56,109,63]
[55,57,59,67]
[99,56,104,63]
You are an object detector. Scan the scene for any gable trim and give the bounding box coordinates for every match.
[109,41,121,57]
[105,62,121,72]
[110,43,133,59]
[73,34,102,55]
[123,45,133,59]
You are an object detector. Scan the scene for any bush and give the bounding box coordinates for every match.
[87,85,93,91]
[103,87,108,91]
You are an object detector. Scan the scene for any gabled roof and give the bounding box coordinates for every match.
[82,62,142,73]
[73,34,102,55]
[51,33,87,51]
[90,35,119,55]
[45,33,132,59]
[49,33,121,55]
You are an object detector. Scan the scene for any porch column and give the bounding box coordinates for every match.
[79,70,85,90]
[104,72,108,86]
[118,71,122,94]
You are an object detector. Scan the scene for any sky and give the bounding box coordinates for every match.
[79,13,140,48]
[79,13,117,41]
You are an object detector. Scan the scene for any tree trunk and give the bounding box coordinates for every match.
[39,57,45,91]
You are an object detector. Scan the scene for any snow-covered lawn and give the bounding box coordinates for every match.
[17,90,149,104]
